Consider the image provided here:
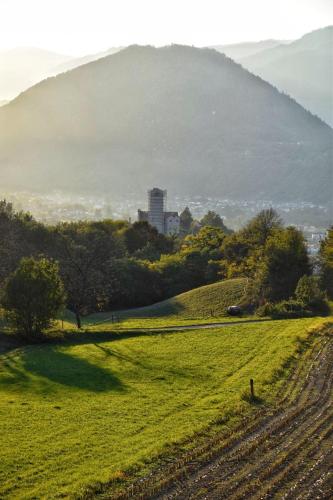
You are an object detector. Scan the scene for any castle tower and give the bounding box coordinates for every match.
[147,188,166,233]
[138,187,179,235]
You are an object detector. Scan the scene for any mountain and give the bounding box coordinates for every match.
[240,26,333,126]
[211,40,289,60]
[52,47,123,74]
[0,45,332,205]
[0,47,72,100]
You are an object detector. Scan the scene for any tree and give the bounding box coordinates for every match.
[107,258,162,308]
[219,209,283,280]
[1,257,65,338]
[123,221,173,259]
[181,226,226,254]
[0,200,53,288]
[179,207,193,235]
[243,208,283,246]
[200,211,232,233]
[295,275,325,310]
[154,252,207,297]
[255,227,310,303]
[54,221,123,328]
[319,228,333,298]
[220,232,254,278]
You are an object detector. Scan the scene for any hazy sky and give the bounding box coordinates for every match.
[0,0,332,55]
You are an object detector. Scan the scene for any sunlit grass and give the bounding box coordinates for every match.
[0,316,326,498]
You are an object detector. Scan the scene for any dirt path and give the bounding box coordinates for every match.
[111,328,332,500]
[89,318,273,331]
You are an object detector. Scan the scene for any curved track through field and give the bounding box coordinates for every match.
[112,328,333,500]
[153,333,333,500]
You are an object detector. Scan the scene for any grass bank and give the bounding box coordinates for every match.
[84,277,250,329]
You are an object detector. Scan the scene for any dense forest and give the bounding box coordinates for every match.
[0,200,331,331]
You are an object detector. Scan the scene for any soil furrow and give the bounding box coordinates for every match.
[153,335,333,500]
[232,416,333,500]
[192,410,333,500]
[110,331,332,500]
[164,342,333,499]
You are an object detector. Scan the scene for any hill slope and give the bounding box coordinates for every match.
[0,47,72,100]
[120,278,248,319]
[85,278,249,329]
[0,44,332,204]
[211,39,288,60]
[241,26,333,126]
[52,47,123,74]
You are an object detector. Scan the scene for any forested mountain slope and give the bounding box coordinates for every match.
[241,26,333,126]
[0,44,331,204]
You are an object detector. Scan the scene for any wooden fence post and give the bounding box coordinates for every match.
[250,378,254,399]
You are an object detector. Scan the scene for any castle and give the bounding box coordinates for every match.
[138,188,180,235]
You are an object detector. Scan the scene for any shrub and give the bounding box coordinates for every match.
[295,275,328,313]
[257,300,309,319]
[1,257,66,339]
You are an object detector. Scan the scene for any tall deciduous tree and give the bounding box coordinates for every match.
[243,208,283,246]
[319,227,333,298]
[255,227,310,303]
[54,222,122,328]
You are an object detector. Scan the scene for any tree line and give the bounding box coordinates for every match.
[0,200,332,337]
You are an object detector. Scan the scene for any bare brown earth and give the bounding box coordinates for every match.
[111,325,332,500]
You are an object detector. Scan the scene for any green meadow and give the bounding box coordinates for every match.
[0,316,326,499]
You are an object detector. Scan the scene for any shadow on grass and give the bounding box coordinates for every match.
[63,330,147,347]
[113,297,186,320]
[2,346,125,393]
[93,343,153,371]
[0,331,22,355]
[241,392,265,405]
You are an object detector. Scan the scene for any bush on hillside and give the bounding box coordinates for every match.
[256,300,310,319]
[295,275,329,314]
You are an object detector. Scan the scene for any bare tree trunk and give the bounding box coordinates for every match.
[75,308,81,329]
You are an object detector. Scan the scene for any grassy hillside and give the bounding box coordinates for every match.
[86,278,249,329]
[0,317,327,498]
[1,279,250,332]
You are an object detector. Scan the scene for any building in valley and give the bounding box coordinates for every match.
[138,188,180,235]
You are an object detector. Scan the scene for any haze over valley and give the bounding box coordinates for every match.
[0,40,332,211]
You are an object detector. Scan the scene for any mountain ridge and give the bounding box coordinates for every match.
[240,26,333,126]
[0,47,72,100]
[0,44,331,205]
[211,39,290,60]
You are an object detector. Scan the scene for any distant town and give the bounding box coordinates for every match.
[1,189,330,254]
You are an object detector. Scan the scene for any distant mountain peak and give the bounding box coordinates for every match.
[239,25,333,126]
[0,42,331,206]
